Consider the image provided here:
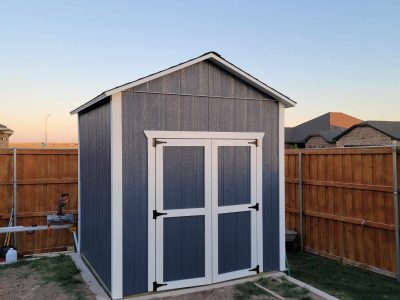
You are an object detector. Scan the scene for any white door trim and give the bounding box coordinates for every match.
[145,131,264,140]
[147,131,264,292]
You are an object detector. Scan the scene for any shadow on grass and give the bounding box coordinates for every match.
[288,250,400,300]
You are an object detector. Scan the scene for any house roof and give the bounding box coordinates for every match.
[285,112,362,144]
[334,121,400,141]
[71,51,296,115]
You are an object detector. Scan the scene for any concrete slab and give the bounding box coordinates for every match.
[69,253,109,300]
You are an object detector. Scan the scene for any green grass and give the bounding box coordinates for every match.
[257,277,311,300]
[234,277,311,300]
[234,281,269,299]
[288,251,400,300]
[0,255,86,300]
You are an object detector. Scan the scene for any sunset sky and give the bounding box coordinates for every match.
[1,1,399,143]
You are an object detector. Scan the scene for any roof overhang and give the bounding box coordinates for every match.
[71,52,296,115]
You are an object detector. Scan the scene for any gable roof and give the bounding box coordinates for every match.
[292,128,345,144]
[71,51,296,115]
[334,121,400,141]
[285,112,362,144]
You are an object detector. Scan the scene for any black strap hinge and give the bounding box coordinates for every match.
[248,203,259,211]
[153,210,167,219]
[153,138,167,147]
[249,265,260,273]
[153,281,167,291]
[248,140,258,147]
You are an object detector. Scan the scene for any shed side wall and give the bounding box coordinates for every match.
[122,61,279,296]
[79,99,112,290]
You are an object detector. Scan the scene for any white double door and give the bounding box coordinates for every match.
[152,138,262,291]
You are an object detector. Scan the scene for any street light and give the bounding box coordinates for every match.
[44,114,51,148]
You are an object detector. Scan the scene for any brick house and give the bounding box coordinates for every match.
[335,121,400,147]
[0,124,13,148]
[285,112,362,148]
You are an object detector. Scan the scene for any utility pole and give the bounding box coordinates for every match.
[44,114,51,148]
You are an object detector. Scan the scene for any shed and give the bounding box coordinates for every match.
[71,52,296,299]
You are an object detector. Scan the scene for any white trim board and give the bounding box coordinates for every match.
[110,92,123,299]
[145,131,264,140]
[77,116,81,254]
[278,103,286,271]
[70,52,296,115]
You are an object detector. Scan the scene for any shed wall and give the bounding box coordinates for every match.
[79,99,112,290]
[121,61,280,296]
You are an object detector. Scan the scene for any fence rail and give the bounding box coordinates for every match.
[285,146,400,279]
[0,148,78,255]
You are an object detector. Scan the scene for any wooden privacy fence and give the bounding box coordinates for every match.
[0,148,78,255]
[285,146,400,279]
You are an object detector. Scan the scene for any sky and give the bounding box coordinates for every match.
[0,0,399,143]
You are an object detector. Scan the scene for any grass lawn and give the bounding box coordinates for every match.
[0,255,91,300]
[234,276,312,300]
[288,251,400,300]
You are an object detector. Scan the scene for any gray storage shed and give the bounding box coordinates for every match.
[71,52,296,299]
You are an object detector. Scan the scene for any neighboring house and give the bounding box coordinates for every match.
[285,112,362,148]
[71,52,296,299]
[335,121,400,147]
[0,124,13,148]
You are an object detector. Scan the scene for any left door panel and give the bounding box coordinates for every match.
[154,139,212,291]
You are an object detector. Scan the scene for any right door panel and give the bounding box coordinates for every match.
[212,140,260,282]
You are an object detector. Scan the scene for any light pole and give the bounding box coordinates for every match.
[44,114,51,148]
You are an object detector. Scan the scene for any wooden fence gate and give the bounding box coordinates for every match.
[285,146,400,279]
[0,148,78,255]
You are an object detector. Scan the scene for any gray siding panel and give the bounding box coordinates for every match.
[218,146,251,206]
[79,99,111,290]
[164,147,205,209]
[164,216,205,281]
[218,211,251,274]
[122,60,280,296]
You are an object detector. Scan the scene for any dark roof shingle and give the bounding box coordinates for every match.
[334,121,400,141]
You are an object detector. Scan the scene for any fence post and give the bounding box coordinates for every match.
[13,148,17,248]
[298,151,303,251]
[393,146,399,282]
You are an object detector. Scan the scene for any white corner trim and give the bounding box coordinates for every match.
[77,116,81,254]
[111,92,123,299]
[144,131,265,140]
[147,136,156,292]
[278,103,286,271]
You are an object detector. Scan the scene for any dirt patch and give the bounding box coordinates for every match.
[0,261,95,300]
[157,285,237,300]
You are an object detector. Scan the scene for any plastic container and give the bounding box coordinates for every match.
[5,248,17,264]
